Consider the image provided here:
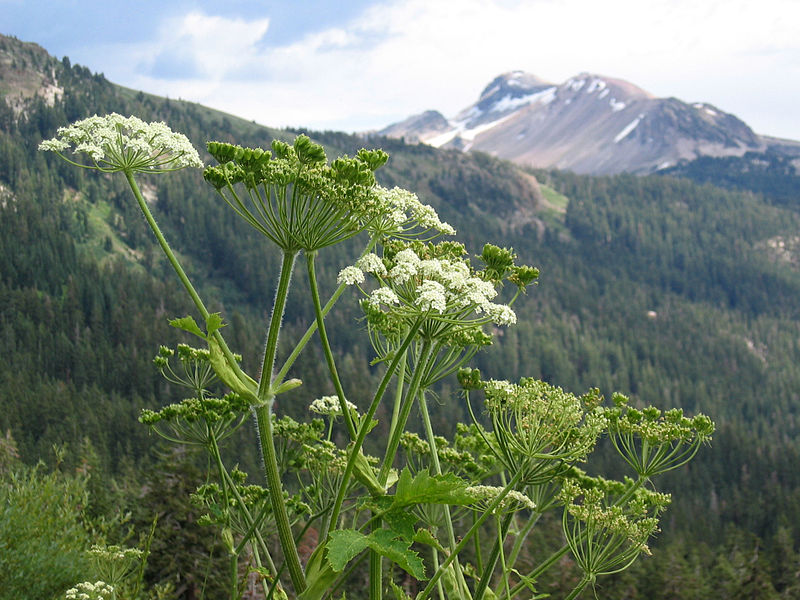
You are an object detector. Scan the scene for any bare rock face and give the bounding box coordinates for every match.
[0,35,63,115]
[378,110,452,142]
[379,71,776,175]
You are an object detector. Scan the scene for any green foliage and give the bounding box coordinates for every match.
[0,460,91,600]
[2,31,798,597]
[391,468,474,508]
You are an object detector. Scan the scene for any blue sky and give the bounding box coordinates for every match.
[3,0,800,139]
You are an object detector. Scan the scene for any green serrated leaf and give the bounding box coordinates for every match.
[388,580,413,600]
[205,312,225,336]
[383,509,417,542]
[169,315,204,338]
[366,529,426,580]
[393,468,474,509]
[327,529,369,572]
[412,528,445,553]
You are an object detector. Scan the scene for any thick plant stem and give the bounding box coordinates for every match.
[230,553,239,600]
[255,406,306,594]
[251,249,305,594]
[369,521,383,600]
[258,250,297,400]
[306,251,356,440]
[387,353,407,441]
[124,171,245,382]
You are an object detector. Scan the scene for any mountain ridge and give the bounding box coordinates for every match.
[379,70,798,175]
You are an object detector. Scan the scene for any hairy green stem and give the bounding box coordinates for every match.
[230,552,239,600]
[246,248,305,592]
[258,250,297,399]
[306,251,356,440]
[370,519,383,600]
[255,407,306,593]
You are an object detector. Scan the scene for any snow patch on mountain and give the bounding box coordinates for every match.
[586,79,607,94]
[615,115,644,143]
[609,98,626,112]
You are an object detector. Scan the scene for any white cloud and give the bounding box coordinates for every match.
[103,0,800,138]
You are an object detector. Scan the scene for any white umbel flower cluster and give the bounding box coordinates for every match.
[466,485,536,513]
[339,245,517,326]
[369,186,456,238]
[39,113,203,173]
[337,265,365,285]
[415,280,448,313]
[310,395,358,416]
[355,253,387,276]
[368,287,401,307]
[64,581,114,600]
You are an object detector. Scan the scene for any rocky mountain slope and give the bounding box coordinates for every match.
[380,70,798,175]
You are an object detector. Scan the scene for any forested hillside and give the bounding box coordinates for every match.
[3,34,800,597]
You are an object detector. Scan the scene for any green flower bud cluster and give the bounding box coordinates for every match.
[457,367,484,390]
[606,393,715,478]
[193,480,270,528]
[39,113,203,174]
[139,392,249,446]
[560,476,670,579]
[400,426,495,481]
[139,392,249,425]
[203,135,392,251]
[273,415,325,444]
[481,378,608,485]
[153,343,218,396]
[300,439,350,473]
[272,415,327,473]
[478,244,540,289]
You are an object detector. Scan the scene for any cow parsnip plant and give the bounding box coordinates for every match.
[41,115,713,600]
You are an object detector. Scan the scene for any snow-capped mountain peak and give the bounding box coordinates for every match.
[378,71,773,175]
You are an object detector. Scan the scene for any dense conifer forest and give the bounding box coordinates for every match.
[2,34,800,597]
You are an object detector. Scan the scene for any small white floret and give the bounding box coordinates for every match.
[337,266,365,285]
